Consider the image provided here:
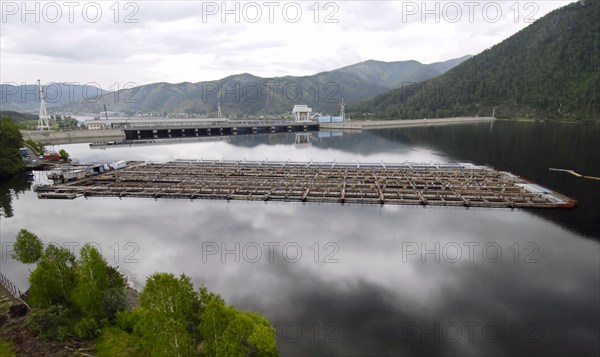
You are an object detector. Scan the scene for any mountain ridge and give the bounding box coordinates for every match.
[0,56,471,116]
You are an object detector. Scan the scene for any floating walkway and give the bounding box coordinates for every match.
[0,273,29,311]
[35,160,577,209]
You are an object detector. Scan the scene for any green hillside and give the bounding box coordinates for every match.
[351,0,599,120]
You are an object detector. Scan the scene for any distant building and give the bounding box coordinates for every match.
[317,99,346,123]
[292,105,312,123]
[317,115,344,123]
[87,122,108,130]
[83,117,227,130]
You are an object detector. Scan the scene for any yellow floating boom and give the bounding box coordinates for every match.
[549,168,600,181]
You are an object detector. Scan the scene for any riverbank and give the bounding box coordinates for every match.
[321,116,495,130]
[497,117,600,124]
[21,129,125,145]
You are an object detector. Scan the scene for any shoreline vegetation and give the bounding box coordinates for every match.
[1,229,278,356]
[0,117,25,178]
[0,116,74,179]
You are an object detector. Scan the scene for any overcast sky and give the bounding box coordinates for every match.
[1,0,573,89]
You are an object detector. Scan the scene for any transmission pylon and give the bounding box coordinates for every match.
[217,101,223,118]
[37,79,50,131]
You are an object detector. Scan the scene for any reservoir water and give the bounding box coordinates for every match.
[1,121,598,356]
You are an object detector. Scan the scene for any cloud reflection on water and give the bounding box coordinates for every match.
[1,129,598,356]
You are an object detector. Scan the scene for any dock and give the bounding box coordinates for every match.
[34,160,577,209]
[22,121,319,145]
[116,119,319,140]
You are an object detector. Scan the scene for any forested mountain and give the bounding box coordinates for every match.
[426,55,474,76]
[45,56,470,116]
[351,0,599,120]
[333,57,472,89]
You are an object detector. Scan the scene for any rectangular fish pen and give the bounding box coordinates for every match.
[35,160,577,209]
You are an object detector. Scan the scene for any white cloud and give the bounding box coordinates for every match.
[0,1,573,88]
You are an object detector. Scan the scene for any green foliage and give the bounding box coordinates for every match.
[27,244,77,308]
[25,241,128,323]
[0,111,39,130]
[198,285,225,316]
[74,317,101,340]
[96,326,142,357]
[137,316,196,357]
[0,339,16,357]
[102,287,127,323]
[131,275,278,356]
[244,311,279,356]
[0,111,38,121]
[115,309,141,333]
[24,139,45,156]
[134,273,200,356]
[58,149,69,161]
[352,0,600,120]
[12,229,43,264]
[198,300,231,353]
[139,273,200,325]
[0,117,24,177]
[27,305,73,341]
[71,244,111,319]
[199,300,278,356]
[17,232,278,355]
[106,265,127,289]
[23,241,131,351]
[56,117,79,130]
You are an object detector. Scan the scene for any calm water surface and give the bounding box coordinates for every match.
[1,121,598,356]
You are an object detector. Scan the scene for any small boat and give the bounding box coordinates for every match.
[62,169,87,181]
[37,192,78,200]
